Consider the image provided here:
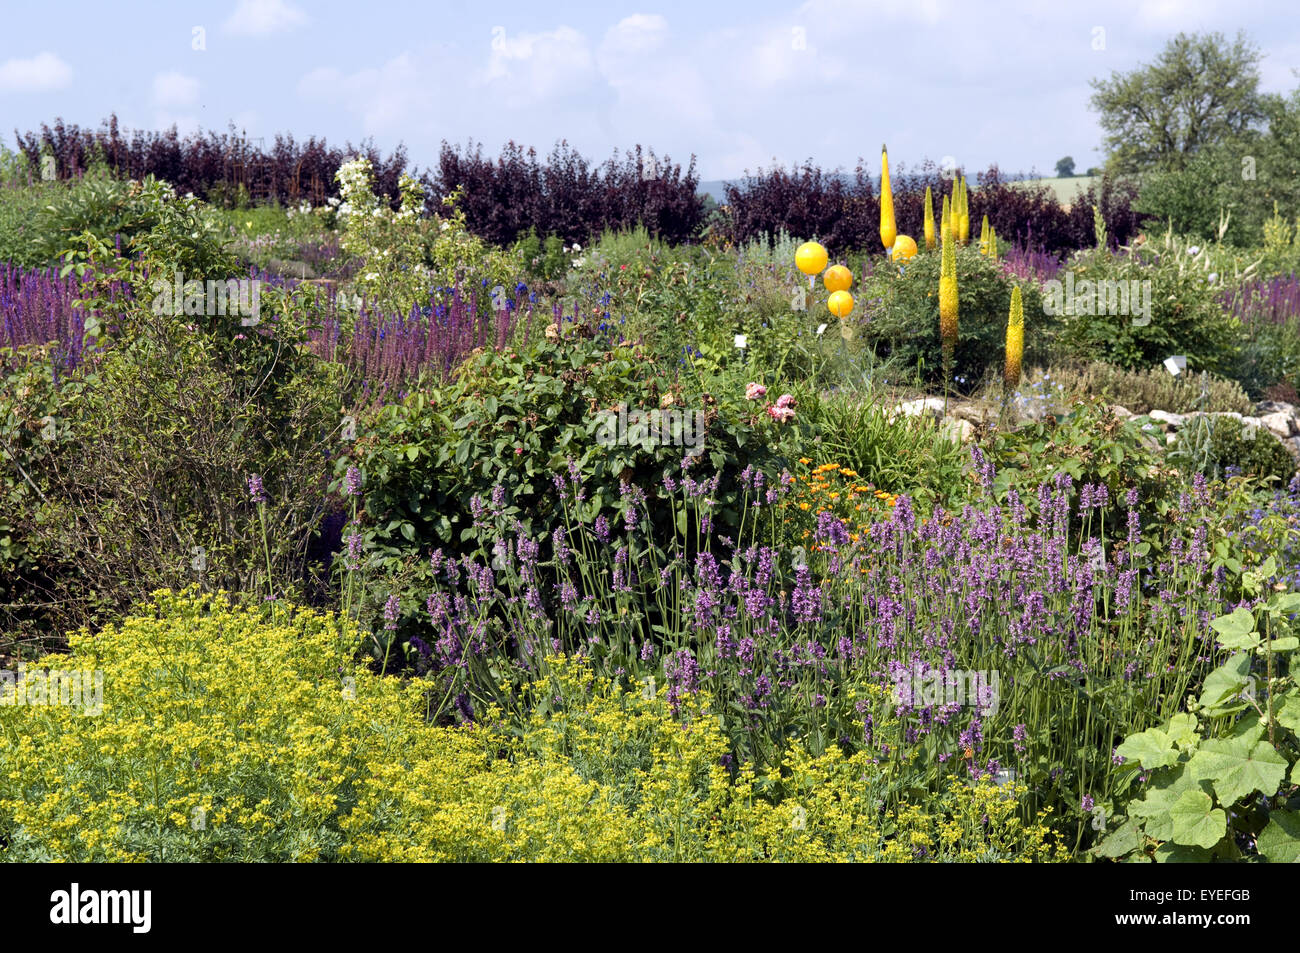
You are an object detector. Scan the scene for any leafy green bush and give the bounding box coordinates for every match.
[0,180,61,267]
[1023,361,1253,415]
[1232,318,1300,400]
[1096,581,1300,863]
[513,228,570,281]
[1170,415,1298,484]
[984,397,1182,531]
[27,168,170,266]
[564,229,731,368]
[0,180,344,640]
[1053,242,1241,375]
[857,245,1047,391]
[339,325,804,660]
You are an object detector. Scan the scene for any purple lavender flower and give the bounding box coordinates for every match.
[246,473,268,504]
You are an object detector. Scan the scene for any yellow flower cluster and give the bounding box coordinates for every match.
[0,594,1067,863]
[788,459,899,541]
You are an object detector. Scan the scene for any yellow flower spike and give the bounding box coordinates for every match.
[941,195,952,246]
[979,214,990,255]
[879,144,896,252]
[1004,283,1024,390]
[923,185,936,250]
[939,197,959,361]
[958,177,970,245]
[989,226,999,263]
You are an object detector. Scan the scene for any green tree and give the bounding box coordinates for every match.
[1134,86,1300,245]
[1055,156,1076,178]
[1090,31,1268,173]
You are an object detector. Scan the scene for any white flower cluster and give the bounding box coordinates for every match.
[335,156,378,224]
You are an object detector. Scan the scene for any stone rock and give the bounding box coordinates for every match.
[1148,409,1186,428]
[940,417,975,443]
[1287,436,1300,464]
[1111,404,1133,419]
[1165,432,1178,446]
[894,397,947,420]
[1256,400,1295,416]
[948,401,991,425]
[1258,411,1298,439]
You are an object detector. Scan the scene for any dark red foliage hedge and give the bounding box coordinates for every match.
[722,158,1144,258]
[13,115,412,207]
[13,118,1141,256]
[432,140,704,245]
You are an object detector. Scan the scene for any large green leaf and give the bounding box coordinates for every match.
[1256,811,1300,863]
[1190,729,1288,804]
[1093,818,1142,859]
[1168,790,1227,849]
[1276,691,1300,734]
[1117,727,1179,770]
[1197,653,1254,716]
[1209,607,1259,651]
[1131,765,1205,842]
[1166,713,1200,749]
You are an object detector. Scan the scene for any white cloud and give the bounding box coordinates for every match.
[299,54,435,134]
[223,0,308,37]
[482,26,596,107]
[597,16,713,129]
[600,14,669,60]
[152,71,200,108]
[0,52,73,92]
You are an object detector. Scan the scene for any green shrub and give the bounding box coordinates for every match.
[513,228,569,281]
[857,245,1047,392]
[0,180,61,267]
[339,326,804,662]
[1230,315,1300,399]
[0,180,344,640]
[1018,361,1253,415]
[1170,415,1297,484]
[27,169,169,266]
[984,397,1183,532]
[1053,242,1241,375]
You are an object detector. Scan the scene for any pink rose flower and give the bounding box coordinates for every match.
[745,382,767,401]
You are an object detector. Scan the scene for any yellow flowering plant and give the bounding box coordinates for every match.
[0,592,1066,862]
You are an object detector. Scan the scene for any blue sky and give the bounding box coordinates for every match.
[2,0,1297,182]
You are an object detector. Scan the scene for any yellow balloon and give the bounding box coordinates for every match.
[891,235,918,261]
[828,290,854,318]
[795,241,828,276]
[823,264,853,293]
